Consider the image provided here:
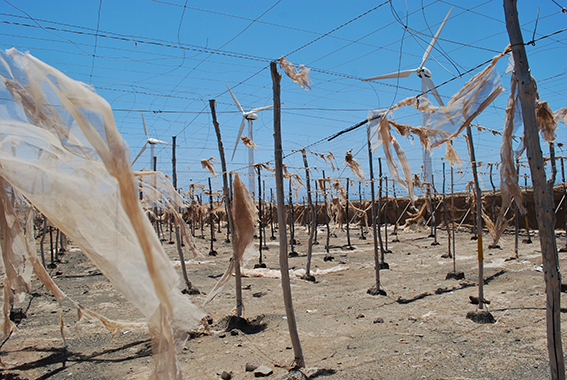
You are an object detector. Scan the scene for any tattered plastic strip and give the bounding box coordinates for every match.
[204,173,256,305]
[0,49,206,379]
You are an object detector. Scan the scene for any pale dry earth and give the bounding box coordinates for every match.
[1,222,567,380]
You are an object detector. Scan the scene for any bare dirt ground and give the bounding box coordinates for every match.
[1,221,567,380]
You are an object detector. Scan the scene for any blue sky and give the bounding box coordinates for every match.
[1,0,566,199]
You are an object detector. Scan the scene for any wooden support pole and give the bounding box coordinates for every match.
[377,158,386,265]
[210,99,241,316]
[367,124,384,295]
[289,179,297,256]
[466,125,484,309]
[431,173,439,246]
[561,157,567,252]
[345,178,353,250]
[321,171,331,258]
[443,163,451,258]
[451,166,456,272]
[302,149,316,280]
[504,3,565,377]
[271,61,304,368]
[384,177,391,253]
[256,165,264,267]
[208,177,217,256]
[392,181,399,242]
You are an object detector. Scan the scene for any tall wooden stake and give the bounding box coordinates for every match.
[210,99,241,316]
[172,136,196,293]
[392,181,399,242]
[256,165,265,267]
[322,171,331,257]
[377,158,386,266]
[359,181,366,240]
[345,178,353,250]
[466,125,484,309]
[443,163,452,258]
[302,149,316,280]
[271,61,304,368]
[451,166,456,272]
[560,157,567,252]
[384,177,391,253]
[505,3,565,377]
[431,173,439,246]
[288,179,297,256]
[208,178,217,256]
[270,188,276,240]
[367,124,384,295]
[523,175,533,243]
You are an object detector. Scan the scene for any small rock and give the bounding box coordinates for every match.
[373,317,384,324]
[219,370,232,380]
[276,369,308,379]
[246,361,261,372]
[254,364,273,377]
[356,314,365,319]
[230,330,239,336]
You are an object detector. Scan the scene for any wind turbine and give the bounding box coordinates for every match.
[132,108,172,170]
[226,82,273,195]
[363,7,453,185]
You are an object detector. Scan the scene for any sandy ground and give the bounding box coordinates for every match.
[1,221,567,380]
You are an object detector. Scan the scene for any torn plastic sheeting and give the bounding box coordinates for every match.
[0,48,206,379]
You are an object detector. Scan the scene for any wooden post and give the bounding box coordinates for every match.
[451,166,456,272]
[208,177,217,256]
[345,178,353,250]
[314,181,319,244]
[210,99,242,316]
[301,149,316,280]
[270,188,276,240]
[321,171,331,259]
[288,179,297,256]
[443,163,451,258]
[505,3,565,377]
[40,217,47,268]
[262,180,267,249]
[384,177,391,253]
[466,125,484,308]
[367,124,384,295]
[392,181,399,242]
[377,158,386,266]
[359,181,366,240]
[271,61,304,368]
[171,136,197,294]
[256,165,265,267]
[523,175,533,243]
[431,173,439,246]
[560,157,567,252]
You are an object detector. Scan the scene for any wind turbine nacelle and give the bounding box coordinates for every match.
[417,67,432,78]
[244,112,258,121]
[148,138,161,145]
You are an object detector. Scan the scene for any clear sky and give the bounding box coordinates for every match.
[1,0,565,199]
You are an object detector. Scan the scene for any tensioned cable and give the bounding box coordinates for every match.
[89,0,103,85]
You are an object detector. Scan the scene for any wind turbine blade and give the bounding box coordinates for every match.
[422,76,445,107]
[154,139,172,145]
[250,105,274,113]
[231,117,246,160]
[225,82,245,114]
[141,107,149,139]
[132,142,148,165]
[363,69,417,81]
[420,7,453,68]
